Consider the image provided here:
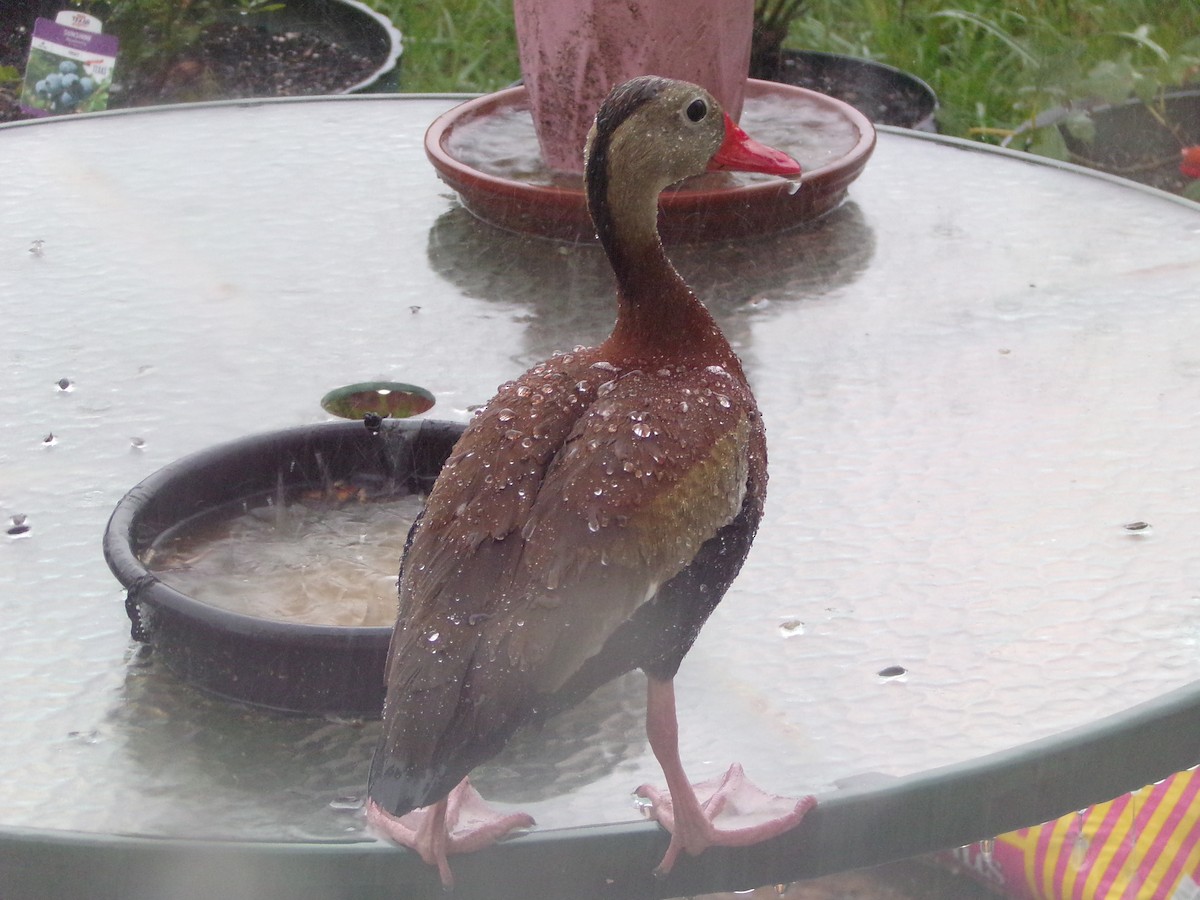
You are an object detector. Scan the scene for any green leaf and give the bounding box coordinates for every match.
[1115,25,1170,63]
[929,9,1038,67]
[1166,51,1200,89]
[0,65,20,84]
[1063,110,1096,143]
[1026,124,1070,161]
[1183,180,1200,204]
[1082,59,1136,104]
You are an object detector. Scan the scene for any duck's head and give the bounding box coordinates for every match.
[584,77,801,254]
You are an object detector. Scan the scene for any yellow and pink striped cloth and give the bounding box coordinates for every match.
[949,770,1200,899]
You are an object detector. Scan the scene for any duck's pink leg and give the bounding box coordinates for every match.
[635,676,816,875]
[367,778,535,888]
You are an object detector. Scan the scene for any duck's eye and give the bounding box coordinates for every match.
[685,98,707,123]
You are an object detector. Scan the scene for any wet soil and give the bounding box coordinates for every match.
[754,50,937,131]
[0,17,376,124]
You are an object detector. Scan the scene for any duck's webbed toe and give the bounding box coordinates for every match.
[367,778,535,888]
[636,763,815,875]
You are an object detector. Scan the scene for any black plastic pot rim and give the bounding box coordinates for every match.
[319,0,403,94]
[102,418,462,645]
[102,417,471,715]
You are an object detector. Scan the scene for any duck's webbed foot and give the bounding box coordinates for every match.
[637,676,814,876]
[636,763,815,875]
[367,778,535,888]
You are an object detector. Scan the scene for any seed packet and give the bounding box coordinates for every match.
[19,12,118,117]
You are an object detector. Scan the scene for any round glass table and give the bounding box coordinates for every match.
[0,95,1198,899]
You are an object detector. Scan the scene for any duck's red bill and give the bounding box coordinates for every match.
[708,113,802,177]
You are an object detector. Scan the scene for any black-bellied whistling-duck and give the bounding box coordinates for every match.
[367,75,811,886]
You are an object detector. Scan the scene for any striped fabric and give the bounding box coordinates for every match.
[949,770,1200,899]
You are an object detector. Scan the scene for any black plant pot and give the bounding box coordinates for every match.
[251,0,403,93]
[755,49,938,132]
[4,0,401,96]
[103,418,464,718]
[1007,90,1200,195]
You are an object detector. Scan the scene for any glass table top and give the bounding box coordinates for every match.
[1,95,1198,897]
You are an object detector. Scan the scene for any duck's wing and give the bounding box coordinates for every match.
[507,367,758,691]
[370,364,759,812]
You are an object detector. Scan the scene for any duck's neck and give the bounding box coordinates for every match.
[594,183,729,366]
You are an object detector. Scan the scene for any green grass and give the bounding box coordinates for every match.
[789,1,1200,138]
[367,0,519,94]
[366,0,1200,141]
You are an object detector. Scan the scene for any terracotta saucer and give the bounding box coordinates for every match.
[424,78,877,243]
